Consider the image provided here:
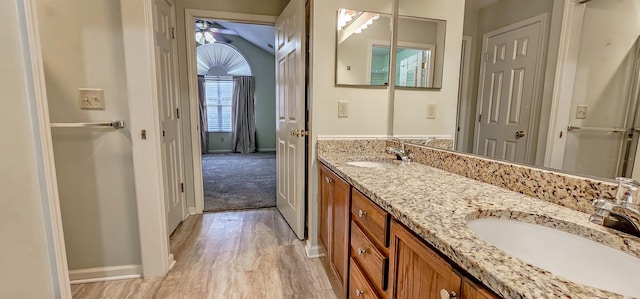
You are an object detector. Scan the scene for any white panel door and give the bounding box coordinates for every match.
[154,0,185,235]
[276,0,306,240]
[475,21,542,163]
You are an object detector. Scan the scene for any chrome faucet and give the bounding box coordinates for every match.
[590,178,640,238]
[387,139,411,162]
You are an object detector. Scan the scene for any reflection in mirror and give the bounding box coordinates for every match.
[395,16,446,89]
[336,9,392,87]
[398,0,640,181]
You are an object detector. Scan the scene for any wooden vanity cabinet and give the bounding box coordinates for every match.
[318,163,351,293]
[388,219,499,299]
[319,161,498,299]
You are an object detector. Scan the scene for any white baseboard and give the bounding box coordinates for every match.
[168,253,176,270]
[316,135,390,140]
[188,207,196,215]
[69,265,141,284]
[206,149,232,153]
[304,240,324,258]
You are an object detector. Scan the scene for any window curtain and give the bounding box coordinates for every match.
[198,75,208,153]
[231,76,256,153]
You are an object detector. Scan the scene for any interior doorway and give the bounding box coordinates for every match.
[192,18,278,212]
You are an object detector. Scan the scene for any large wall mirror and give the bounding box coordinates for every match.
[394,0,640,182]
[335,7,446,88]
[335,9,393,87]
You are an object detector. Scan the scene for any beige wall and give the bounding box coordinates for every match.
[392,0,465,137]
[0,1,58,297]
[35,0,141,270]
[176,0,288,209]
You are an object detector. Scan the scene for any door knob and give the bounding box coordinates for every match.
[290,129,309,137]
[515,130,526,138]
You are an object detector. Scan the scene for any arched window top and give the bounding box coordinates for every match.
[196,43,252,76]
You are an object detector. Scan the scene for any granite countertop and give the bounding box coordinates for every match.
[318,152,640,299]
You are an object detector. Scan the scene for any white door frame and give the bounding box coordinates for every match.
[455,35,472,151]
[473,13,549,164]
[22,0,174,287]
[20,0,72,296]
[544,1,587,168]
[184,9,277,214]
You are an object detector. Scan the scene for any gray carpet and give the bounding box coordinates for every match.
[202,152,276,212]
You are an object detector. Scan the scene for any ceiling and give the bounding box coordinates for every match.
[215,21,276,55]
[465,0,500,12]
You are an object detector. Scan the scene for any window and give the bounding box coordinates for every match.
[205,76,233,132]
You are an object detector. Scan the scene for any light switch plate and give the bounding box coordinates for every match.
[427,104,437,119]
[79,88,104,110]
[576,105,588,119]
[338,101,349,118]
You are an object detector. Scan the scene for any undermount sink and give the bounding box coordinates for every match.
[467,218,640,298]
[346,160,397,169]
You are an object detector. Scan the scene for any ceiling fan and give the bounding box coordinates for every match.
[195,20,238,45]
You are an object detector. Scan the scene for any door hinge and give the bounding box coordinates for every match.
[176,108,180,119]
[484,52,489,62]
[141,130,147,140]
[172,27,176,39]
[162,130,165,137]
[478,114,482,123]
[180,182,184,193]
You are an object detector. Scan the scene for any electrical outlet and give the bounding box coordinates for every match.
[338,101,349,118]
[79,88,104,110]
[576,105,588,119]
[426,104,437,119]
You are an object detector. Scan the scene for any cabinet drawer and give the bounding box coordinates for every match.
[352,189,390,248]
[349,258,381,299]
[351,221,388,292]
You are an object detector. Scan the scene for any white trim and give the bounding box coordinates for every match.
[393,134,452,139]
[257,148,276,152]
[185,9,277,215]
[206,149,233,154]
[20,0,72,297]
[168,253,176,270]
[545,1,585,168]
[473,13,549,164]
[304,240,324,258]
[316,135,390,140]
[120,0,170,278]
[188,207,197,215]
[69,265,142,284]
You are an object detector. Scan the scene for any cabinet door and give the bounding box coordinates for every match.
[331,170,351,288]
[461,277,499,299]
[389,220,462,299]
[318,165,332,253]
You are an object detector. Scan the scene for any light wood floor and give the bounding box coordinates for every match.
[71,209,338,299]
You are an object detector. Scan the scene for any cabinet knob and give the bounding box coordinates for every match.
[358,210,367,218]
[357,248,366,256]
[440,289,457,299]
[355,289,365,296]
[325,177,332,183]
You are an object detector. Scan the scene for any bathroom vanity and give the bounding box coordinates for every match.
[316,140,640,298]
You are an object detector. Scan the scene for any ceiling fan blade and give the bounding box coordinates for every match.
[208,28,238,35]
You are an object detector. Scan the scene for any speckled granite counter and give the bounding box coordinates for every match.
[317,146,640,298]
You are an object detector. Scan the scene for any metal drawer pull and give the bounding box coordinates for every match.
[357,248,366,256]
[358,210,367,218]
[355,289,365,296]
[440,289,457,299]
